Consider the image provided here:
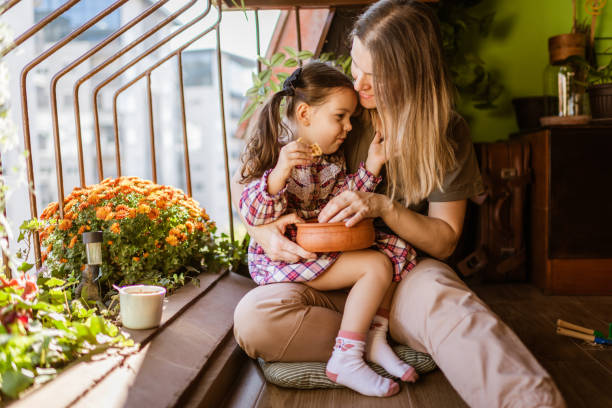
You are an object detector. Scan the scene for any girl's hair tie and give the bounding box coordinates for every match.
[282,67,302,95]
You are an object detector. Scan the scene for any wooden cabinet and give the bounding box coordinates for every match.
[520,125,612,295]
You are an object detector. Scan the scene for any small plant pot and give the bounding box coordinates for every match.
[548,33,585,65]
[512,96,558,130]
[118,285,166,330]
[295,218,375,253]
[588,83,612,119]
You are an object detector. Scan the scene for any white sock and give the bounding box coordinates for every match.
[365,310,419,383]
[326,330,399,397]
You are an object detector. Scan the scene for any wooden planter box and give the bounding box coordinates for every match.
[11,271,255,408]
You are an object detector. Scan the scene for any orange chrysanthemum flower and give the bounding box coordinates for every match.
[58,219,73,231]
[68,235,78,249]
[110,222,121,234]
[115,210,129,220]
[96,206,111,220]
[77,225,86,234]
[165,235,179,246]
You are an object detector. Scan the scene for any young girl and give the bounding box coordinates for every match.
[239,62,418,397]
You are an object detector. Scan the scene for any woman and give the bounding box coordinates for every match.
[232,1,565,406]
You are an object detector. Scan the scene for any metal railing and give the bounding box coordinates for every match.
[1,0,311,269]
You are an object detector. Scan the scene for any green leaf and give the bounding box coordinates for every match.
[17,262,33,272]
[284,58,298,68]
[257,56,271,67]
[1,368,35,398]
[276,72,289,82]
[283,46,297,58]
[239,101,259,124]
[258,69,272,84]
[297,50,314,60]
[43,277,65,288]
[246,87,259,97]
[270,52,285,67]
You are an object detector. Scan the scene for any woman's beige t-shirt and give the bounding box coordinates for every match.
[343,113,484,215]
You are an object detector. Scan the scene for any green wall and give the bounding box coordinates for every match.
[459,0,612,142]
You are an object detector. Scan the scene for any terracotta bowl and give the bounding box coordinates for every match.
[295,218,375,253]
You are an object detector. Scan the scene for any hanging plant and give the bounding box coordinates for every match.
[239,47,351,123]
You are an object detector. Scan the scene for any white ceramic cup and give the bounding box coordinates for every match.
[118,285,166,330]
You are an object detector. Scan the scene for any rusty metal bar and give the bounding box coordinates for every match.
[85,0,208,180]
[20,0,128,267]
[0,151,9,278]
[146,73,157,183]
[255,8,261,73]
[111,7,220,189]
[0,0,81,57]
[215,24,234,242]
[295,6,302,67]
[0,0,21,16]
[112,91,121,177]
[177,52,192,197]
[50,0,171,188]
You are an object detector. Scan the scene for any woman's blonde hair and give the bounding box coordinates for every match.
[352,0,456,205]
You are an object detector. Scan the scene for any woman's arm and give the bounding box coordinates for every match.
[318,191,466,259]
[231,170,316,262]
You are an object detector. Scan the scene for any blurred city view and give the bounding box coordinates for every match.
[3,0,279,243]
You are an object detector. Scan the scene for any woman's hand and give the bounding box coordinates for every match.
[318,190,393,227]
[365,132,387,176]
[268,140,312,195]
[248,213,317,263]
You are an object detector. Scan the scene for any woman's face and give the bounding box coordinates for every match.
[350,37,376,109]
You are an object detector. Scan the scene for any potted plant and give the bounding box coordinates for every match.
[586,59,612,119]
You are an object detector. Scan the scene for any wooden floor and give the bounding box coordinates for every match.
[225,283,612,408]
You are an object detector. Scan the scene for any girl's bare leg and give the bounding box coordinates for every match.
[305,250,399,397]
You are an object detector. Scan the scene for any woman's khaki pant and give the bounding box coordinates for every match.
[233,258,565,408]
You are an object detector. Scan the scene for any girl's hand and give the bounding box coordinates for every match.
[318,190,393,227]
[274,140,313,178]
[268,140,312,195]
[248,213,317,262]
[365,132,387,175]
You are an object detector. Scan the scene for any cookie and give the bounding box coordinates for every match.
[297,138,323,157]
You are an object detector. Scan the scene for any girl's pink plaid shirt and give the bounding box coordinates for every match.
[239,154,417,285]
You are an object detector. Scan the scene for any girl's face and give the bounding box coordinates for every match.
[298,87,358,155]
[350,37,376,110]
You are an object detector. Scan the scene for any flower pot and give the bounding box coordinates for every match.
[118,285,166,330]
[511,96,558,130]
[295,218,375,253]
[588,83,612,119]
[548,33,585,65]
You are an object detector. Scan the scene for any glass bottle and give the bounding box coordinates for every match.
[543,60,587,117]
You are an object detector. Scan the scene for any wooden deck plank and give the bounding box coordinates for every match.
[71,273,253,408]
[472,284,612,407]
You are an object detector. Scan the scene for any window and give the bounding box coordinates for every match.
[34,0,121,43]
[182,50,213,87]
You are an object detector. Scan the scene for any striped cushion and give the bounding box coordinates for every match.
[258,345,437,389]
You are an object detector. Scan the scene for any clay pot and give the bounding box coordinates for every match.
[548,33,586,65]
[295,218,375,253]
